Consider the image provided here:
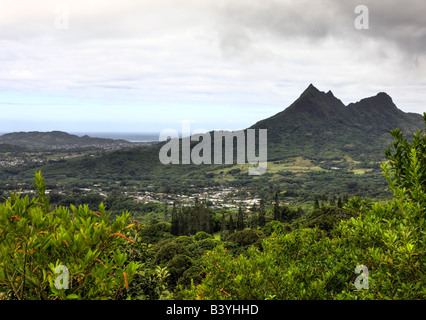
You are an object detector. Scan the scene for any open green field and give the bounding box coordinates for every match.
[352,168,373,174]
[210,155,377,179]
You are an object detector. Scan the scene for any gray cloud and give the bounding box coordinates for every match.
[0,0,425,133]
[212,0,426,61]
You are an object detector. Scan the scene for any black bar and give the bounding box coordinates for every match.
[1,299,424,318]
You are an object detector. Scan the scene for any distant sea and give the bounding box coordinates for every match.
[71,132,161,143]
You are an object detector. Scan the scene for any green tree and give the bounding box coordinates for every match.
[273,192,280,221]
[384,113,426,192]
[258,199,266,228]
[337,197,343,208]
[250,204,258,229]
[228,214,235,234]
[314,197,320,210]
[237,207,244,231]
[171,201,179,236]
[0,172,140,300]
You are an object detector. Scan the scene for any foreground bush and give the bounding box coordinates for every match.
[0,172,139,300]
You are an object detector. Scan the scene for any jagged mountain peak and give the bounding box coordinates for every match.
[361,91,392,102]
[250,85,424,160]
[284,84,347,121]
[305,83,320,92]
[296,84,343,104]
[347,91,398,113]
[376,92,392,99]
[298,83,324,99]
[300,84,335,97]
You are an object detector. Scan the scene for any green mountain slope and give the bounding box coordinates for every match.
[0,143,28,153]
[250,84,424,161]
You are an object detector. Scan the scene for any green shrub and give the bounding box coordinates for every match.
[194,231,214,241]
[154,242,190,265]
[139,221,173,244]
[262,221,292,236]
[177,265,204,288]
[126,264,171,300]
[187,239,221,257]
[174,236,195,246]
[304,206,352,233]
[226,229,260,247]
[221,241,247,257]
[0,172,140,300]
[167,254,193,286]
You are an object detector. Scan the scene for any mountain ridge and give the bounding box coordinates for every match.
[250,84,424,160]
[0,130,133,149]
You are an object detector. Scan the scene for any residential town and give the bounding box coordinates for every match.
[129,186,263,211]
[11,182,265,213]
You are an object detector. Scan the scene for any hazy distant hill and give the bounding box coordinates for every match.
[250,84,424,161]
[0,143,28,153]
[0,131,133,149]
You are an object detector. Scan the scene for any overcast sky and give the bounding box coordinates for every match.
[0,0,425,134]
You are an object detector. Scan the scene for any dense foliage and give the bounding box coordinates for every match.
[0,172,140,299]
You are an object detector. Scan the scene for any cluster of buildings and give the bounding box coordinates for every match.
[0,157,43,168]
[126,186,262,211]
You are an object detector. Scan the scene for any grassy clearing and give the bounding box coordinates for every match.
[352,168,373,175]
[343,155,361,164]
[209,155,375,181]
[210,157,325,180]
[270,157,325,173]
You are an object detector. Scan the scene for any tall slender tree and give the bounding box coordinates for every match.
[337,197,343,208]
[258,198,266,228]
[228,213,235,233]
[237,206,244,231]
[171,201,179,235]
[314,197,320,210]
[273,192,280,221]
[250,204,258,229]
[164,201,169,222]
